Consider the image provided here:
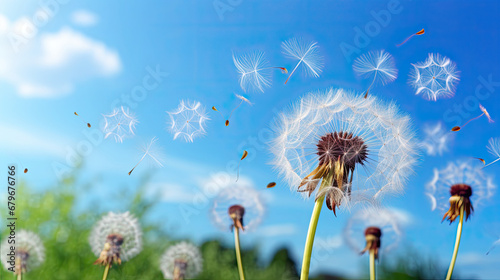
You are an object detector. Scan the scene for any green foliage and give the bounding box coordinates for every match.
[0,172,299,279]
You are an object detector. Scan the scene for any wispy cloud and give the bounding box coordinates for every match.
[0,14,121,98]
[71,10,98,27]
[146,182,194,203]
[315,235,343,250]
[258,224,297,237]
[420,122,455,156]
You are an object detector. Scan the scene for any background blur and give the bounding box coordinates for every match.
[0,0,499,279]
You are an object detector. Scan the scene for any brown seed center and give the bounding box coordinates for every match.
[316,132,369,169]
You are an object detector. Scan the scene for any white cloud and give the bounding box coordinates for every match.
[71,10,98,27]
[146,182,194,203]
[0,123,74,158]
[420,122,454,156]
[0,14,121,98]
[315,235,343,250]
[457,252,497,265]
[258,224,297,237]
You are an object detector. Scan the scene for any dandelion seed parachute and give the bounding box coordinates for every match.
[409,53,460,101]
[233,51,272,93]
[102,106,138,143]
[269,88,418,213]
[0,230,45,274]
[210,186,265,232]
[353,50,398,87]
[160,242,203,280]
[282,38,324,84]
[425,161,496,214]
[167,100,210,142]
[128,137,165,175]
[89,212,143,263]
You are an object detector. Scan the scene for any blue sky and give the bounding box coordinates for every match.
[1,0,500,278]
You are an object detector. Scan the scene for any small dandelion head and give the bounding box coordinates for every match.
[353,50,398,85]
[211,186,265,232]
[0,230,45,275]
[102,106,138,143]
[89,212,142,266]
[426,161,496,224]
[344,207,406,259]
[160,242,203,280]
[167,100,210,142]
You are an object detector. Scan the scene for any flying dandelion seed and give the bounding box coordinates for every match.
[24,168,28,173]
[233,51,287,93]
[1,230,45,276]
[266,182,276,188]
[353,50,398,98]
[102,107,138,143]
[396,28,425,47]
[281,37,324,84]
[89,212,142,270]
[344,207,406,257]
[409,53,460,101]
[484,137,500,168]
[211,186,265,232]
[167,100,210,142]
[74,111,91,128]
[160,242,203,280]
[451,104,493,132]
[128,137,165,175]
[236,150,248,182]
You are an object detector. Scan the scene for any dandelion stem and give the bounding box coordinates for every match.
[17,272,21,280]
[102,263,111,280]
[234,227,246,280]
[369,249,376,280]
[445,202,464,280]
[364,71,378,98]
[300,195,324,280]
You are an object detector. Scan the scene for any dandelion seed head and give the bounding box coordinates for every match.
[1,230,45,274]
[269,88,418,213]
[211,186,265,232]
[409,53,460,101]
[353,50,398,85]
[233,51,272,93]
[160,242,203,279]
[103,106,138,143]
[167,100,210,142]
[282,38,324,80]
[343,207,406,256]
[425,161,496,213]
[89,212,142,263]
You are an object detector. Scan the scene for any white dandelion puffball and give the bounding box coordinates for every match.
[409,53,460,101]
[425,161,496,212]
[233,51,272,93]
[210,186,265,232]
[160,242,203,279]
[167,100,210,142]
[420,122,454,156]
[269,88,418,212]
[343,207,407,255]
[353,50,398,86]
[103,106,138,143]
[282,37,324,81]
[89,212,142,262]
[1,230,45,273]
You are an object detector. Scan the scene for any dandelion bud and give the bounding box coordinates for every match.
[228,204,245,231]
[360,227,382,259]
[442,184,474,224]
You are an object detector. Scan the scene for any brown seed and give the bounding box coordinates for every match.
[266,182,276,188]
[240,150,248,160]
[24,168,28,173]
[212,106,218,111]
[225,120,229,126]
[451,126,461,132]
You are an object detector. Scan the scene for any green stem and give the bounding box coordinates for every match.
[369,250,376,280]
[102,263,111,280]
[234,227,245,280]
[300,195,325,280]
[445,203,465,280]
[17,272,21,280]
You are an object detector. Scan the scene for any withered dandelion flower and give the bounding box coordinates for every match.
[270,88,417,280]
[362,227,381,280]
